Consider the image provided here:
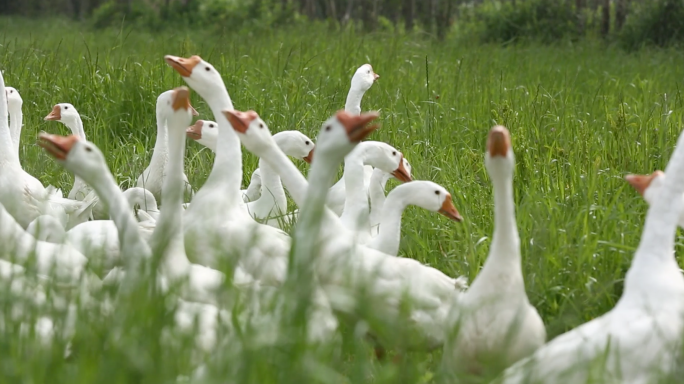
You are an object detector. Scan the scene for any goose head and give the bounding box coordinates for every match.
[484,125,514,179]
[162,86,194,125]
[273,130,315,163]
[351,64,379,91]
[6,87,22,110]
[44,103,79,125]
[157,89,199,119]
[186,119,218,149]
[362,142,412,183]
[316,110,380,161]
[223,109,273,157]
[38,134,105,187]
[400,181,462,222]
[625,170,666,205]
[164,55,225,103]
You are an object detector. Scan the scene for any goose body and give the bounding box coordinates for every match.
[325,63,379,215]
[166,55,291,287]
[442,126,545,379]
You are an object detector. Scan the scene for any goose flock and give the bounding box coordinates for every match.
[1,54,684,383]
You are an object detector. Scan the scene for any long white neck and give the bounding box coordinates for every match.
[61,115,87,141]
[369,184,411,256]
[470,162,524,295]
[0,76,19,167]
[623,139,684,299]
[147,109,169,175]
[254,157,287,216]
[344,86,367,116]
[151,111,191,276]
[369,168,391,230]
[62,117,89,197]
[195,87,242,207]
[8,102,22,159]
[258,140,347,234]
[290,148,344,276]
[89,167,152,267]
[340,147,370,233]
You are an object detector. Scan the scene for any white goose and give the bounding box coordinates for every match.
[165,55,291,286]
[326,63,380,216]
[367,181,462,256]
[245,130,313,227]
[232,109,468,352]
[442,125,545,379]
[339,141,412,241]
[500,130,684,384]
[136,90,197,203]
[148,86,225,305]
[44,103,92,200]
[0,68,89,229]
[6,86,22,160]
[345,64,379,116]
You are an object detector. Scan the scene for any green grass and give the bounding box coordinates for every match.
[1,16,684,383]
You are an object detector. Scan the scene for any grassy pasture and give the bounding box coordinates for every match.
[1,16,684,383]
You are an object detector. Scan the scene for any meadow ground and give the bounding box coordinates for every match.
[1,16,684,383]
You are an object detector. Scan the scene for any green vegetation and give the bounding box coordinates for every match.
[1,17,684,383]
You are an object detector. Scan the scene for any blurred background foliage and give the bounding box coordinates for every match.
[3,0,684,49]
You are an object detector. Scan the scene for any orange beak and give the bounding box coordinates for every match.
[44,105,61,121]
[335,110,380,142]
[487,125,511,158]
[37,133,80,160]
[223,110,259,133]
[438,194,463,222]
[303,148,314,163]
[391,155,412,183]
[190,105,199,116]
[172,86,191,112]
[625,171,663,196]
[164,55,202,78]
[186,120,203,140]
[373,72,380,81]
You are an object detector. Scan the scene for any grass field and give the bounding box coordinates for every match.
[2,16,684,383]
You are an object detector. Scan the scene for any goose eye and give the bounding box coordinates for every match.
[205,67,211,72]
[435,190,440,195]
[367,70,371,74]
[305,140,310,145]
[325,125,332,131]
[9,90,13,93]
[259,123,264,129]
[392,151,397,156]
[209,124,215,128]
[85,147,92,152]
[64,106,69,110]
